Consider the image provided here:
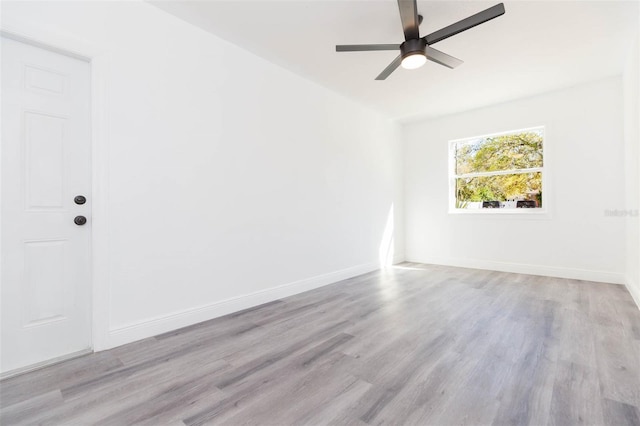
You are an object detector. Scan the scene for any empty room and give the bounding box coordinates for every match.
[1,0,639,424]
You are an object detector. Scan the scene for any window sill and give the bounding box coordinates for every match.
[448,208,551,219]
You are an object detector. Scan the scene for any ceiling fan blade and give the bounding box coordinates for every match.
[424,3,505,45]
[375,55,402,80]
[336,44,399,52]
[424,46,463,69]
[397,0,420,40]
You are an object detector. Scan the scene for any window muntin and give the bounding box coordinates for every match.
[450,127,544,212]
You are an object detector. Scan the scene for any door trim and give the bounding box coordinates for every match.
[1,19,111,355]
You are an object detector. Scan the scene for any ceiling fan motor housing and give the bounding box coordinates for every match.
[400,38,427,59]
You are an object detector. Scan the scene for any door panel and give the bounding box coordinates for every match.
[23,239,68,327]
[25,111,66,209]
[1,36,92,374]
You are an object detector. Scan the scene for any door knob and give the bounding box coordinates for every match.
[74,216,87,226]
[74,195,86,205]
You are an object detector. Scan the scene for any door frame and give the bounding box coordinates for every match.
[1,18,111,354]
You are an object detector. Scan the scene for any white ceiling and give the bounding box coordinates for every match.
[150,1,639,121]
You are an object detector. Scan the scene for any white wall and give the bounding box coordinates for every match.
[2,1,404,349]
[624,30,640,308]
[404,77,626,284]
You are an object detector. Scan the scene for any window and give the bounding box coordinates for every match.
[449,127,545,212]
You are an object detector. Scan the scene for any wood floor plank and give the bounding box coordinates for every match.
[11,350,230,425]
[184,344,359,425]
[221,354,362,425]
[602,397,640,426]
[0,350,123,408]
[593,324,640,407]
[0,390,63,425]
[1,263,639,425]
[558,308,598,368]
[548,361,604,425]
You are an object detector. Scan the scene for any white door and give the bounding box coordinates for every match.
[1,36,92,374]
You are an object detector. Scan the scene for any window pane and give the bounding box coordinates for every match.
[455,130,543,175]
[455,172,543,209]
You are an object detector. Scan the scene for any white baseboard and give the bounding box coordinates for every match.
[407,256,625,285]
[625,275,640,310]
[393,253,406,264]
[105,262,378,349]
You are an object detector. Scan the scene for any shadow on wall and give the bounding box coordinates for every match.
[378,204,395,268]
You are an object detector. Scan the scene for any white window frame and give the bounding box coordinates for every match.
[448,126,547,215]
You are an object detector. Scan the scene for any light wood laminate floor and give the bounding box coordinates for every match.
[2,263,640,425]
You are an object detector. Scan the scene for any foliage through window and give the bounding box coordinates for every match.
[450,127,544,211]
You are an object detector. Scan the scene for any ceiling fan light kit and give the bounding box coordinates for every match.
[336,0,505,80]
[400,38,428,69]
[401,53,426,70]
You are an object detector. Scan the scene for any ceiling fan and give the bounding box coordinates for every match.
[336,1,505,80]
